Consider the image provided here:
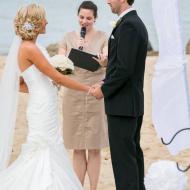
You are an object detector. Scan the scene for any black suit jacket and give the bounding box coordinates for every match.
[101,10,148,117]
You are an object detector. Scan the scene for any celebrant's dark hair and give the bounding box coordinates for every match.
[78,1,98,18]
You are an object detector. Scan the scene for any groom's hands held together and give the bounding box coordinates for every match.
[89,81,104,100]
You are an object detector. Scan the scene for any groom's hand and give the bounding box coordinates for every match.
[90,82,104,99]
[94,86,104,99]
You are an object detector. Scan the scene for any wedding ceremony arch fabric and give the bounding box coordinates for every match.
[152,0,190,155]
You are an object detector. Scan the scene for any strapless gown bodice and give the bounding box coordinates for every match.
[21,65,61,145]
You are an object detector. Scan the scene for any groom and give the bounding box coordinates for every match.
[91,0,148,189]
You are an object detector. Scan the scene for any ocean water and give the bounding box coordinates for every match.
[0,0,190,54]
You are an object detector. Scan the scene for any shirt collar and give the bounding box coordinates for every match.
[118,7,136,20]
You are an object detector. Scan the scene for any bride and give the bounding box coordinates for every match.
[0,4,91,190]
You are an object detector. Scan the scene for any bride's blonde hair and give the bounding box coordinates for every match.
[14,4,46,40]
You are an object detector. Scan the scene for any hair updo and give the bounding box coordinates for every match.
[14,4,46,40]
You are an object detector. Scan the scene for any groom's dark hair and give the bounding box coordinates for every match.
[78,1,98,18]
[127,0,135,5]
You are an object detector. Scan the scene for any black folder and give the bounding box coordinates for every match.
[68,48,100,72]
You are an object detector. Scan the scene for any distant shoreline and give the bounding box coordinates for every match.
[1,51,190,57]
[0,39,190,57]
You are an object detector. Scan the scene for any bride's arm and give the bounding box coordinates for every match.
[25,44,90,92]
[19,76,28,93]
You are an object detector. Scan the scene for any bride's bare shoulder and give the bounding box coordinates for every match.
[19,41,44,63]
[19,41,38,53]
[19,41,46,66]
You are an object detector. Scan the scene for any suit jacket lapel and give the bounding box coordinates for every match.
[110,18,123,36]
[108,18,122,49]
[110,10,137,36]
[108,10,137,48]
[108,10,137,61]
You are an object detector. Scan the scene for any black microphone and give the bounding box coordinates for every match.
[79,27,86,50]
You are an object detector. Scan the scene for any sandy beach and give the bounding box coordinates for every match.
[1,55,190,189]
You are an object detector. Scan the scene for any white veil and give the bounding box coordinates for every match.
[0,36,21,170]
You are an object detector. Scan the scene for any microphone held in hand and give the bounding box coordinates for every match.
[79,27,86,51]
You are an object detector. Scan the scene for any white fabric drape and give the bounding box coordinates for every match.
[0,36,21,169]
[152,0,190,155]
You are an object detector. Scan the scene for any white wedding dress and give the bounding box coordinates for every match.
[0,63,83,190]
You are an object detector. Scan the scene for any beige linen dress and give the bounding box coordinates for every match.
[59,30,109,149]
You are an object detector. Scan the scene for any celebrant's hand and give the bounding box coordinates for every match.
[93,53,107,67]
